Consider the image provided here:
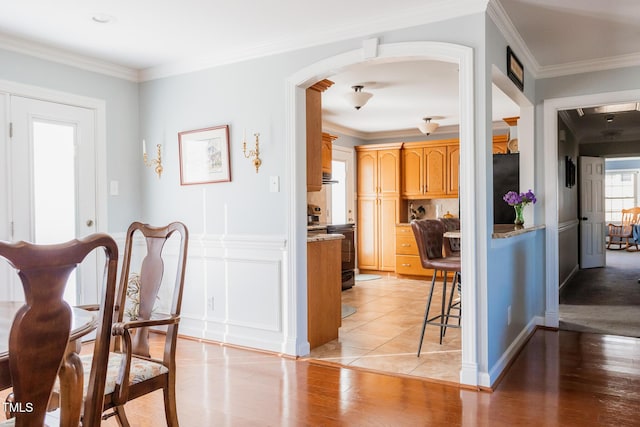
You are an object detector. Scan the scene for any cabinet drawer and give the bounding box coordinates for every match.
[396,235,418,255]
[395,255,431,276]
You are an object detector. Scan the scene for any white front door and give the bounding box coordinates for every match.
[579,156,606,268]
[9,96,99,304]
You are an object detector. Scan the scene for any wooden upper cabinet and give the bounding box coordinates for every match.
[356,150,378,197]
[493,134,509,154]
[321,132,337,175]
[306,79,334,192]
[401,139,458,199]
[378,149,401,196]
[447,144,460,195]
[423,145,448,197]
[401,147,423,198]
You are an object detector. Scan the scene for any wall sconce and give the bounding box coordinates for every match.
[143,139,163,178]
[242,132,262,173]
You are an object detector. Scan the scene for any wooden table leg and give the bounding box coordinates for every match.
[57,340,84,426]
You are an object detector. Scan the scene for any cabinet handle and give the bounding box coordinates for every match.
[401,263,411,267]
[401,243,410,247]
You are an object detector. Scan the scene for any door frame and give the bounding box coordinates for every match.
[0,79,107,300]
[543,88,640,328]
[285,40,479,386]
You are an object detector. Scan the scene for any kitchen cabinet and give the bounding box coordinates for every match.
[395,224,433,276]
[306,79,334,192]
[356,143,404,271]
[493,134,509,154]
[322,132,337,176]
[401,139,459,199]
[307,237,341,349]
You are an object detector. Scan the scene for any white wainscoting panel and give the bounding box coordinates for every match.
[109,232,290,354]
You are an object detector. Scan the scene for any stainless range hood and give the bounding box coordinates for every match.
[322,172,338,184]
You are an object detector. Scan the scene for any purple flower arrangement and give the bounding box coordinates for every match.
[503,189,537,207]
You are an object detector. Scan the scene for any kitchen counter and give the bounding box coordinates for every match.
[307,236,342,349]
[307,233,344,243]
[493,224,545,238]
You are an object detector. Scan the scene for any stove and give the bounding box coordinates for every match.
[326,223,356,290]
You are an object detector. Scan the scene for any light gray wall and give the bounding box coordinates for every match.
[0,48,141,232]
[485,14,544,378]
[557,116,579,286]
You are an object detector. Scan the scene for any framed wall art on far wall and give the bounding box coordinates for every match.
[507,46,524,91]
[178,125,231,185]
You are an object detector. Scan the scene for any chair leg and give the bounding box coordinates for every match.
[417,270,438,357]
[439,271,449,344]
[114,405,131,427]
[442,271,459,340]
[163,380,180,427]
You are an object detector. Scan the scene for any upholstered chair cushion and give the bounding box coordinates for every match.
[54,352,169,397]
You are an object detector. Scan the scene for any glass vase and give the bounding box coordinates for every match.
[514,204,525,227]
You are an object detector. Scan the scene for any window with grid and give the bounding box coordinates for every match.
[605,172,637,223]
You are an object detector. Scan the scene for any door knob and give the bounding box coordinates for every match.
[581,217,588,221]
[86,219,94,226]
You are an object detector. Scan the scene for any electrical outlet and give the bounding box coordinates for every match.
[508,305,512,325]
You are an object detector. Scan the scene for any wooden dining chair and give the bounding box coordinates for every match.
[410,219,461,354]
[0,234,118,427]
[56,222,188,426]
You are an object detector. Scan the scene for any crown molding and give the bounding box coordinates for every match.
[536,52,640,79]
[487,0,541,78]
[0,33,139,82]
[140,0,489,81]
[488,0,640,80]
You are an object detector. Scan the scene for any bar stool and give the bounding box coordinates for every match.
[411,219,462,356]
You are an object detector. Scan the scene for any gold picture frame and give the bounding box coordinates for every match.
[178,125,231,185]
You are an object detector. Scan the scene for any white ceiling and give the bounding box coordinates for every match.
[1,0,639,140]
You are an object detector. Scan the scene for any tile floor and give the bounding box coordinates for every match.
[307,273,462,384]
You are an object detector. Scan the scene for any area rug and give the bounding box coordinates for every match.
[355,274,381,281]
[341,304,357,319]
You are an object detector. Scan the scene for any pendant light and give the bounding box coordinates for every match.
[418,117,439,135]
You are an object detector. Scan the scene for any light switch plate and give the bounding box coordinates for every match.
[269,176,280,192]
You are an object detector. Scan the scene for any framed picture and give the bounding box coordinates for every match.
[178,125,231,185]
[507,46,524,91]
[565,156,576,188]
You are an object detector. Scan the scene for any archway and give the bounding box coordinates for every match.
[285,40,479,386]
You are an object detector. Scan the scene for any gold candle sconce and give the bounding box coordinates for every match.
[242,132,262,173]
[143,139,163,178]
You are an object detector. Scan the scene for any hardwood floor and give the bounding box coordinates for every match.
[37,329,634,426]
[0,328,636,425]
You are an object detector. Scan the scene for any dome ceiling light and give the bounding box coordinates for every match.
[346,85,373,110]
[418,117,440,135]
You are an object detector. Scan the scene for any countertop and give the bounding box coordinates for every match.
[307,233,345,243]
[493,224,545,238]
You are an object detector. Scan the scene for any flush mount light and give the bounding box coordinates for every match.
[345,85,373,110]
[92,13,115,24]
[417,117,440,135]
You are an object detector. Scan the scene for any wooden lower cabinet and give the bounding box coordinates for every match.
[395,224,433,277]
[307,238,342,349]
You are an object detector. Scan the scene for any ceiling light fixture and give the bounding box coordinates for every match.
[418,117,440,135]
[92,13,115,24]
[346,85,373,110]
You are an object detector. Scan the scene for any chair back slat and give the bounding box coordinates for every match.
[0,234,118,427]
